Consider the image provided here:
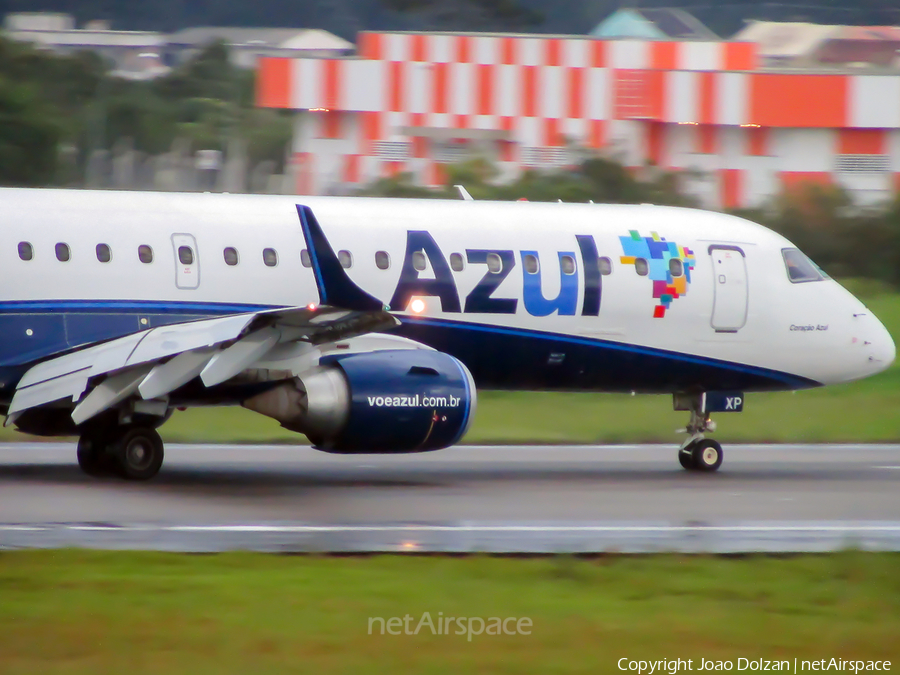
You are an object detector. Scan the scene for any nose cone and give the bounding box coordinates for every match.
[867,314,896,375]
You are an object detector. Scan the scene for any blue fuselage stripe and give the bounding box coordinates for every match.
[0,299,272,314]
[0,299,818,392]
[401,316,804,387]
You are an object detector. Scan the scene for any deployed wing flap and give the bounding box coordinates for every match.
[7,304,398,426]
[16,334,144,391]
[71,364,155,426]
[123,313,257,369]
[7,314,259,421]
[138,348,216,401]
[200,327,280,387]
[3,368,91,427]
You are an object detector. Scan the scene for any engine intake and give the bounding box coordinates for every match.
[242,350,476,453]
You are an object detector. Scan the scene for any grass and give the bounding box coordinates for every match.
[4,281,900,445]
[1,550,898,674]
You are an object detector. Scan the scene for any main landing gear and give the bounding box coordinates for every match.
[673,392,741,473]
[77,422,165,481]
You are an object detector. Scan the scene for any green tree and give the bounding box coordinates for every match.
[0,78,61,185]
[361,171,440,198]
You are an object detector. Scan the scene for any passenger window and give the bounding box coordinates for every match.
[18,242,33,261]
[375,251,390,270]
[178,246,194,265]
[413,251,427,271]
[523,254,539,275]
[598,256,612,275]
[263,248,278,267]
[782,248,824,283]
[139,245,153,264]
[96,243,111,263]
[338,250,353,269]
[450,252,464,272]
[300,249,311,268]
[561,255,576,275]
[634,258,648,276]
[223,247,239,266]
[486,253,502,273]
[55,243,70,262]
[669,258,683,277]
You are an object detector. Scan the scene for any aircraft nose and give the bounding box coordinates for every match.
[867,315,896,373]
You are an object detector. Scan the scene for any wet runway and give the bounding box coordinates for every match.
[1,442,899,552]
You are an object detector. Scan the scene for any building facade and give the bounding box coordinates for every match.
[4,13,353,79]
[256,31,900,207]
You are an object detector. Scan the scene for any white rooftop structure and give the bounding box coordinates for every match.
[3,12,168,79]
[2,13,354,76]
[4,12,73,31]
[167,27,354,68]
[733,21,841,66]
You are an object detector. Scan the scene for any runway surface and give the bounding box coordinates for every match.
[2,442,900,552]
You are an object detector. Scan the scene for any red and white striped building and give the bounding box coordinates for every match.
[255,31,900,208]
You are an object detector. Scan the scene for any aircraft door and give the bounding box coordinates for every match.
[171,233,200,290]
[709,246,747,332]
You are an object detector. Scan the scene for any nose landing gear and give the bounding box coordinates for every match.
[679,437,724,472]
[674,392,741,472]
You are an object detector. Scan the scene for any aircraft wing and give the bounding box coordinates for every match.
[6,203,400,428]
[6,305,397,427]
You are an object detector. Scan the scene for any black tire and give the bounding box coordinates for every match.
[678,447,696,470]
[691,439,723,472]
[111,427,164,481]
[76,433,113,476]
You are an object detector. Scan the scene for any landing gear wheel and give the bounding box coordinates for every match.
[678,446,696,470]
[76,433,113,476]
[691,439,723,472]
[111,427,164,481]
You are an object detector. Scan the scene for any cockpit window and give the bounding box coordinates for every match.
[782,248,825,283]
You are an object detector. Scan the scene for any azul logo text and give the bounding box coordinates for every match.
[389,231,603,318]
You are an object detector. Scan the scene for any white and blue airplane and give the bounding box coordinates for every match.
[0,188,893,479]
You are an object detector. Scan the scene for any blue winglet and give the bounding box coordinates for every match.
[296,205,384,311]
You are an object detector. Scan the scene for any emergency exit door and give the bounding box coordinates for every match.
[171,233,200,290]
[709,246,747,332]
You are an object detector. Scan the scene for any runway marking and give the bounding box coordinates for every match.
[4,524,900,533]
[873,466,900,470]
[0,525,45,531]
[5,523,900,553]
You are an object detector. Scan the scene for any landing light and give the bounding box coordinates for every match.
[307,303,318,311]
[410,299,426,314]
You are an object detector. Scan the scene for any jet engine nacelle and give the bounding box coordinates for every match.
[242,350,476,453]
